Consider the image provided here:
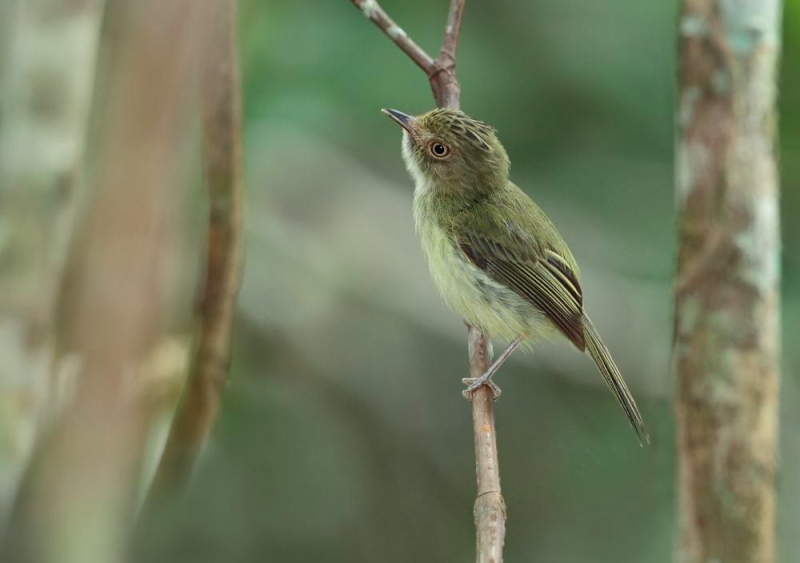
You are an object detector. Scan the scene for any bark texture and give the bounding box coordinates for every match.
[674,1,782,562]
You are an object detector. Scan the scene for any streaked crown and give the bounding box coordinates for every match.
[384,108,510,193]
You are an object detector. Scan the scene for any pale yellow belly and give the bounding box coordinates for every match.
[416,219,557,343]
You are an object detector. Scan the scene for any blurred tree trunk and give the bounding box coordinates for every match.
[0,0,201,561]
[674,1,782,563]
[141,0,243,509]
[0,0,105,528]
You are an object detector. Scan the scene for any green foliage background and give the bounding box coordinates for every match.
[137,1,800,561]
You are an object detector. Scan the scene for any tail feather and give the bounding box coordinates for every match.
[583,315,650,445]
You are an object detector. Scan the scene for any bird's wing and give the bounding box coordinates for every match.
[459,231,586,350]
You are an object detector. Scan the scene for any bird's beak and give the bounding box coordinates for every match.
[381,108,417,134]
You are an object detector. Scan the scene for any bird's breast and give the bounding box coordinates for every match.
[412,193,548,341]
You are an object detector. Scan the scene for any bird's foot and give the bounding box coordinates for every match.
[461,335,524,401]
[461,376,502,401]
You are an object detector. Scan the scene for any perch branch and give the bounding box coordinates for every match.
[144,0,243,505]
[351,1,506,561]
[468,326,506,562]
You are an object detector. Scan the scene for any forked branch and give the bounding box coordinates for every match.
[351,1,506,561]
[352,0,464,109]
[352,0,435,74]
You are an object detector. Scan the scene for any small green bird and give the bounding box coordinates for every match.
[383,107,648,444]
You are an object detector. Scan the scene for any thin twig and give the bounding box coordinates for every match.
[352,0,435,74]
[439,0,465,64]
[468,326,506,563]
[144,0,243,506]
[351,2,506,561]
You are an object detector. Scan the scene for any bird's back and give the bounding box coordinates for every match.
[449,182,580,279]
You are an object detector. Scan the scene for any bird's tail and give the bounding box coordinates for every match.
[583,315,650,445]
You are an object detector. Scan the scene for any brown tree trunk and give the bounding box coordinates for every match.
[674,1,782,562]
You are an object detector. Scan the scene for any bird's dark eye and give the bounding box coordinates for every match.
[428,142,450,158]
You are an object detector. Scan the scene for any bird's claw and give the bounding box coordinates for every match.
[461,377,502,401]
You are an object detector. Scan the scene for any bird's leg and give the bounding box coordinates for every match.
[462,336,524,400]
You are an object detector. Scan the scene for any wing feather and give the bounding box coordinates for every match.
[459,233,586,350]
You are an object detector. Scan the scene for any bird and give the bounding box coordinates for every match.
[382,107,649,444]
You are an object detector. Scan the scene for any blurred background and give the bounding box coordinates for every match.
[2,0,799,562]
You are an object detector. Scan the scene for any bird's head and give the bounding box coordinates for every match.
[382,108,509,194]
